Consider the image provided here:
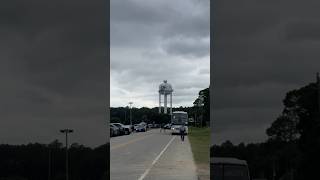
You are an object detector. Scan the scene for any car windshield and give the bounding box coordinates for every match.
[212,164,249,180]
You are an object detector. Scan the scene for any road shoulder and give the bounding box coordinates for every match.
[142,134,198,180]
[188,127,210,180]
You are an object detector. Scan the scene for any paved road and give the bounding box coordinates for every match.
[110,129,198,180]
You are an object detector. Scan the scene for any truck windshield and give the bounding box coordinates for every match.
[212,164,249,180]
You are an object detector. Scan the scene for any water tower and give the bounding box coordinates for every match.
[159,80,173,114]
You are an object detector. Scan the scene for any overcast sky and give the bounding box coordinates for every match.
[212,0,320,145]
[2,0,320,148]
[110,0,210,108]
[0,0,107,148]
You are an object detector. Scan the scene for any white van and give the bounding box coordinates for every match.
[171,111,189,135]
[211,157,250,180]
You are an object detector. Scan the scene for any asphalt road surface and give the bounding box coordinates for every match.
[110,129,198,180]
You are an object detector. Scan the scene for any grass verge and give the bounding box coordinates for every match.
[188,127,210,180]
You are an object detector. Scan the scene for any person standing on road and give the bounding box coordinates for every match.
[180,124,186,141]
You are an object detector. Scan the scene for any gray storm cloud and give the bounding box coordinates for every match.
[111,0,210,108]
[212,0,320,144]
[0,0,107,147]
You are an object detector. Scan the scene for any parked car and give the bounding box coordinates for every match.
[164,123,171,129]
[123,125,133,133]
[134,122,148,132]
[111,123,125,135]
[154,124,160,128]
[135,124,146,132]
[110,124,120,137]
[139,122,147,131]
[148,124,153,128]
[110,127,114,137]
[112,123,131,135]
[133,124,139,130]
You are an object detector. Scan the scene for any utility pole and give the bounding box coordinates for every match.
[317,72,320,113]
[60,129,73,180]
[48,147,51,180]
[129,102,133,125]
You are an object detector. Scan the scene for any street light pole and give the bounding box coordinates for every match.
[60,129,73,180]
[129,102,133,125]
[317,72,320,113]
[48,148,51,180]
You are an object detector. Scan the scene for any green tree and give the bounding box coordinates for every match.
[266,114,299,142]
[193,87,209,127]
[266,81,320,180]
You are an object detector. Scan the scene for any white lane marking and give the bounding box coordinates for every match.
[138,136,176,180]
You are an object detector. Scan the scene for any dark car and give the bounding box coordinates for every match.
[135,124,146,132]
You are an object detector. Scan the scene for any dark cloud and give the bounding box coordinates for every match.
[162,37,209,58]
[0,0,107,147]
[212,0,320,144]
[285,20,320,42]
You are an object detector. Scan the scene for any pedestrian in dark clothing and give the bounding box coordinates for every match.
[180,124,186,141]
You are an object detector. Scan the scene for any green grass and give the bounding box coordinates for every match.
[188,127,210,164]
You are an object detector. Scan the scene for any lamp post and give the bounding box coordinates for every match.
[48,147,51,180]
[317,72,320,113]
[60,129,73,180]
[129,102,133,125]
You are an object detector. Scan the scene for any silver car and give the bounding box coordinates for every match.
[112,123,130,135]
[110,124,120,137]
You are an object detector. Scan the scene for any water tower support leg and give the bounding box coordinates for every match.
[164,94,167,114]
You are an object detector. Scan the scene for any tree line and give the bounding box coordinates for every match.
[211,80,320,180]
[0,140,109,180]
[111,87,210,127]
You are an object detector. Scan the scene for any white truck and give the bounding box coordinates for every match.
[170,111,188,135]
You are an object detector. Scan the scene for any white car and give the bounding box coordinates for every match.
[123,125,133,133]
